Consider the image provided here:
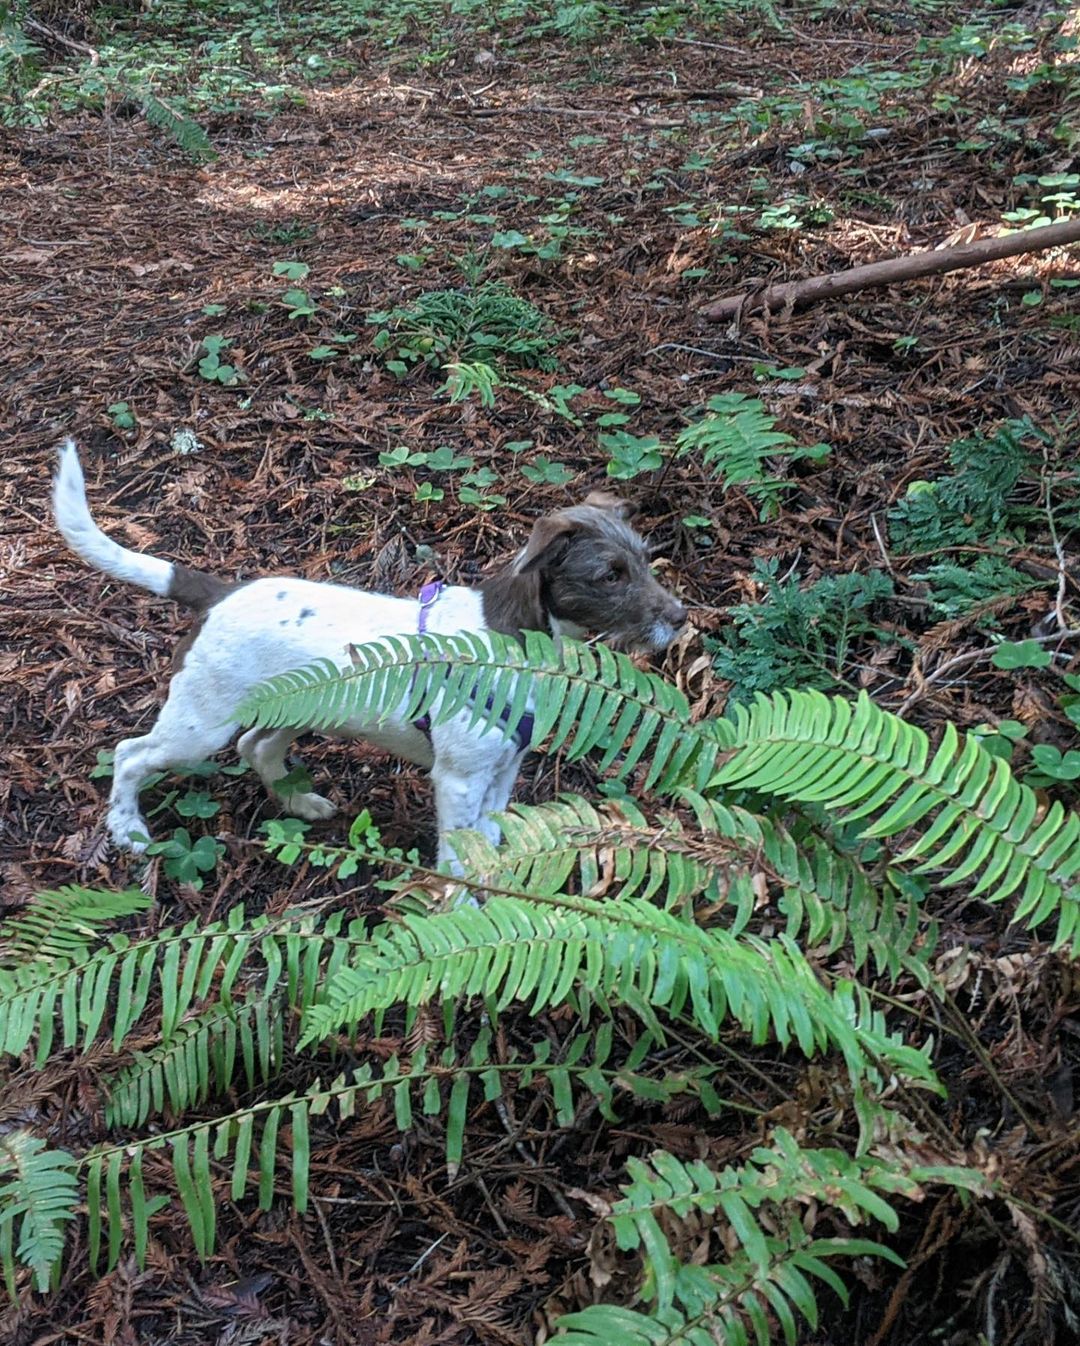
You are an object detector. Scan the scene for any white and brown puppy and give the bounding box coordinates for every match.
[53,440,687,867]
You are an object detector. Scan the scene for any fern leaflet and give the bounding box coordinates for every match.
[0,1133,78,1295]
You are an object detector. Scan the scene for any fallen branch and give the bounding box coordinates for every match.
[25,17,100,65]
[699,216,1080,322]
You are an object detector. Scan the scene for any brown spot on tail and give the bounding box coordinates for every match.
[167,564,235,612]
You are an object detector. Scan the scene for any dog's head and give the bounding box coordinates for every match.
[508,492,687,653]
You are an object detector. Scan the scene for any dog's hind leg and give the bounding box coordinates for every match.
[236,726,336,822]
[108,718,238,852]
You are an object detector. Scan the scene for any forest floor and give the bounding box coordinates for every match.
[3,1,1080,1342]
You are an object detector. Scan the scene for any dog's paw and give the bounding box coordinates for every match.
[107,813,150,854]
[286,792,337,822]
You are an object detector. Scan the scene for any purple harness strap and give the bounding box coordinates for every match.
[412,581,534,751]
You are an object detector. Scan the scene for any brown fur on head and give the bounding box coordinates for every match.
[481,497,686,652]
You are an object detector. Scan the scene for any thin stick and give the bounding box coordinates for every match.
[700,217,1080,322]
[1042,443,1070,634]
[897,630,1080,715]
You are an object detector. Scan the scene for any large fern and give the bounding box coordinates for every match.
[9,1025,759,1285]
[712,689,1080,950]
[244,637,1080,948]
[5,632,1078,1323]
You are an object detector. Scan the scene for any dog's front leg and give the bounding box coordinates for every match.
[431,761,490,871]
[431,738,525,871]
[477,748,526,846]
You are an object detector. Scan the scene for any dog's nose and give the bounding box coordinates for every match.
[668,601,688,629]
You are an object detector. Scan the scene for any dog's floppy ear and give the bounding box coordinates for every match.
[514,513,578,574]
[583,489,634,518]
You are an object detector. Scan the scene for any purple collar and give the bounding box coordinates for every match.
[412,580,533,751]
[417,580,444,634]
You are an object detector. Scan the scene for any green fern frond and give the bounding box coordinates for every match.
[446,795,722,909]
[711,689,1080,949]
[0,887,150,961]
[552,1131,983,1345]
[86,1072,351,1270]
[0,892,155,1064]
[389,1021,732,1149]
[675,393,830,519]
[551,1233,895,1346]
[238,632,725,792]
[103,997,284,1129]
[138,92,217,161]
[300,897,939,1094]
[0,917,242,1064]
[681,794,934,981]
[85,1059,465,1271]
[77,1048,798,1278]
[0,904,353,1066]
[0,1132,78,1295]
[446,793,930,981]
[614,1134,913,1303]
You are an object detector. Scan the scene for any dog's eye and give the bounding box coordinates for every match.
[604,567,624,583]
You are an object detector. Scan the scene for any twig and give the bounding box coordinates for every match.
[661,35,753,55]
[700,216,1080,322]
[870,512,895,576]
[897,630,1080,715]
[471,1173,509,1236]
[391,1231,450,1287]
[25,16,99,64]
[645,342,734,361]
[492,1094,575,1218]
[939,989,1041,1134]
[448,104,685,127]
[782,25,898,47]
[310,1195,341,1280]
[1042,443,1070,634]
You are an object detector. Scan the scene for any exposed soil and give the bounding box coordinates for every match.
[3,4,1080,1343]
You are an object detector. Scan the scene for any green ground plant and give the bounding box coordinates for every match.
[887,420,1039,554]
[912,556,1042,622]
[708,418,1075,703]
[368,282,564,377]
[196,334,244,385]
[709,560,896,701]
[597,392,832,505]
[4,635,1077,1338]
[675,393,832,517]
[87,755,249,888]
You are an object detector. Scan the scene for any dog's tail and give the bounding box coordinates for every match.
[53,440,175,596]
[53,440,232,612]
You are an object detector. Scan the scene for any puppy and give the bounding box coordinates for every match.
[52,440,687,867]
